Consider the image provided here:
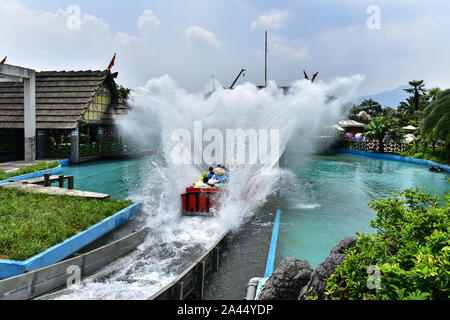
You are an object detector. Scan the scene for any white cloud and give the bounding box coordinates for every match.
[185,26,223,48]
[250,10,289,30]
[2,0,450,94]
[137,10,161,33]
[271,37,309,61]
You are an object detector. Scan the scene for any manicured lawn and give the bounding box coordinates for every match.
[0,161,60,181]
[0,187,132,261]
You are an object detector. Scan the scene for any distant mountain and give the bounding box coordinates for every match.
[355,85,410,109]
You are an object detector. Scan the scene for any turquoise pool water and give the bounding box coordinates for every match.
[57,153,448,273]
[60,158,147,199]
[276,151,449,268]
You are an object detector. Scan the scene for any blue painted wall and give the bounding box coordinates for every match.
[330,148,450,173]
[0,159,71,185]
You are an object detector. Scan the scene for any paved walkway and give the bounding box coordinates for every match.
[0,159,60,172]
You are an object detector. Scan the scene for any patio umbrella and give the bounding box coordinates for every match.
[402,125,417,130]
[355,133,363,141]
[345,132,353,139]
[403,134,415,144]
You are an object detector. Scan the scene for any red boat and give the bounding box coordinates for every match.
[181,187,224,216]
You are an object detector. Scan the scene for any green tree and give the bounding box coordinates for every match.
[397,96,416,120]
[420,89,450,161]
[364,116,402,153]
[425,87,442,102]
[404,80,427,113]
[117,85,131,102]
[359,99,382,114]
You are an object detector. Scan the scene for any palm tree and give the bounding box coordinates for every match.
[364,116,402,154]
[420,89,450,161]
[425,87,441,102]
[359,99,382,114]
[404,80,427,112]
[397,96,416,120]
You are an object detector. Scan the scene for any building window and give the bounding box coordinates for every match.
[83,88,111,122]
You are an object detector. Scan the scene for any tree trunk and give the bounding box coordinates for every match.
[414,91,420,112]
[432,141,436,155]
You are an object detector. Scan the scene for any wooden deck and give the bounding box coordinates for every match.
[19,175,63,185]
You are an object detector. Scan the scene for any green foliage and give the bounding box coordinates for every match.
[79,143,99,157]
[364,116,402,141]
[363,116,402,153]
[420,89,450,161]
[117,85,131,102]
[0,161,60,181]
[404,80,428,113]
[44,143,71,158]
[0,187,132,260]
[425,87,442,102]
[400,144,448,165]
[326,186,450,300]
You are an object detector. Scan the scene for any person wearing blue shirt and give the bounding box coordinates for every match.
[207,167,215,179]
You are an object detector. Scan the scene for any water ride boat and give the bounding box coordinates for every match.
[181,167,229,217]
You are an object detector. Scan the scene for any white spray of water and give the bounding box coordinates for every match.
[55,74,364,300]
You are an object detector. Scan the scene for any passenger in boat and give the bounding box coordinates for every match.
[219,164,229,171]
[207,167,215,179]
[208,176,219,187]
[193,172,211,188]
[194,180,210,188]
[214,166,225,176]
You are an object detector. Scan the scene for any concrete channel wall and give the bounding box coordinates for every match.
[0,228,148,300]
[149,232,230,300]
[0,203,143,279]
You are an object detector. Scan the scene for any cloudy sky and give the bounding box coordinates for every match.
[1,0,449,99]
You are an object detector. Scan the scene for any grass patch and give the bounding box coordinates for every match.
[0,161,61,181]
[0,187,132,261]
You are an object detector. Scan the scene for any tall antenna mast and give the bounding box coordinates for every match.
[265,30,268,87]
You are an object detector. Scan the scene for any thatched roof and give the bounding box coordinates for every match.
[0,70,124,130]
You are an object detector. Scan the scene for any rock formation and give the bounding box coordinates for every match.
[259,258,313,300]
[259,237,358,300]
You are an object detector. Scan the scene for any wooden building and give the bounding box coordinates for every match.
[0,70,129,163]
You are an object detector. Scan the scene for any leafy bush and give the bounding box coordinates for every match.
[400,144,448,165]
[44,143,71,158]
[326,186,449,300]
[79,143,99,157]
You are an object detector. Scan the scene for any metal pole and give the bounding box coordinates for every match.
[265,31,268,87]
[229,68,246,89]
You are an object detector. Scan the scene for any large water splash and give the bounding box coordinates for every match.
[55,74,364,299]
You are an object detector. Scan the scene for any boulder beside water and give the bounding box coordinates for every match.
[258,258,313,300]
[259,237,358,300]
